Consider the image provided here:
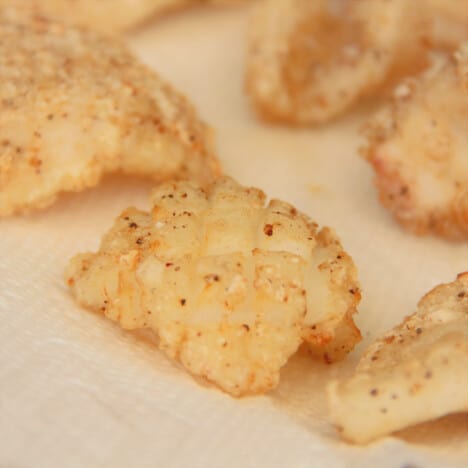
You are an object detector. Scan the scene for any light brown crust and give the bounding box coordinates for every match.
[0,0,166,34]
[328,273,468,444]
[246,0,468,126]
[425,0,468,50]
[362,46,468,241]
[0,0,247,34]
[66,177,361,396]
[0,8,220,216]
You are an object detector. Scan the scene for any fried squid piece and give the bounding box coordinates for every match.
[0,8,219,216]
[66,177,361,396]
[246,0,431,125]
[363,45,468,240]
[246,0,468,126]
[328,272,468,444]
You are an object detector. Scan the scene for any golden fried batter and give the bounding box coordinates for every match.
[246,0,468,126]
[0,0,245,34]
[0,0,166,33]
[0,8,220,216]
[363,46,468,240]
[425,0,468,50]
[328,272,468,444]
[66,177,361,396]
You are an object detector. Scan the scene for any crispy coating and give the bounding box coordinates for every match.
[0,0,168,34]
[425,0,468,50]
[66,177,361,396]
[328,272,468,444]
[246,0,468,126]
[363,46,468,240]
[0,8,220,216]
[0,0,245,34]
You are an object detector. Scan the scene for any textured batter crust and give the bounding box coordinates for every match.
[0,8,220,216]
[66,177,361,396]
[425,0,468,50]
[362,46,468,241]
[328,272,468,444]
[0,0,246,34]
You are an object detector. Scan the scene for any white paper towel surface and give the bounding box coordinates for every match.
[1,5,467,468]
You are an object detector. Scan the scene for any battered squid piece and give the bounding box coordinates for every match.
[0,8,220,216]
[66,177,361,396]
[363,45,468,241]
[328,272,468,444]
[246,0,431,126]
[246,0,468,126]
[0,0,246,34]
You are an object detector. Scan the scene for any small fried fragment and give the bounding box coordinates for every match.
[0,8,220,216]
[66,177,361,396]
[363,45,468,240]
[328,272,468,444]
[0,0,246,34]
[246,0,468,126]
